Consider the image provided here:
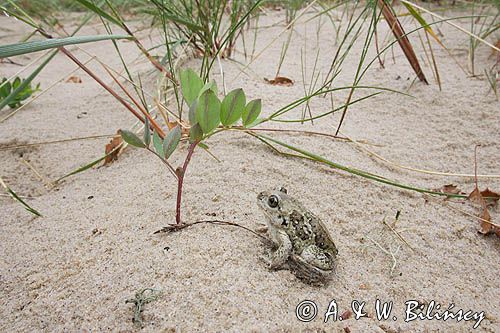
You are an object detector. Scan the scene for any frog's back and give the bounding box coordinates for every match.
[288,211,338,283]
[285,201,337,257]
[305,211,338,258]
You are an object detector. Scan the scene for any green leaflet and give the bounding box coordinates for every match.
[220,88,246,126]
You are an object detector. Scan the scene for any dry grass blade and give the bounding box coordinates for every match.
[230,0,318,84]
[377,0,428,84]
[0,56,95,123]
[154,219,271,243]
[102,65,165,138]
[0,134,115,151]
[344,132,500,178]
[400,0,500,53]
[19,157,54,189]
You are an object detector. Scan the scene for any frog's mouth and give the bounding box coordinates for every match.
[257,191,267,202]
[256,191,270,213]
[257,191,277,224]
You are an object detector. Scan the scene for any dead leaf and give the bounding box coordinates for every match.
[433,184,462,195]
[481,188,500,207]
[264,76,294,86]
[167,121,177,130]
[340,310,352,320]
[467,145,499,236]
[468,187,482,204]
[66,75,82,83]
[378,324,399,333]
[468,187,500,236]
[167,121,190,137]
[478,208,492,235]
[104,131,124,165]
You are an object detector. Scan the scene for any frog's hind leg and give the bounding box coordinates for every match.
[301,245,334,271]
[289,254,331,285]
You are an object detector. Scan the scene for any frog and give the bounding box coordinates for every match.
[257,186,338,284]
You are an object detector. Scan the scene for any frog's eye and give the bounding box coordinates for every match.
[268,195,279,208]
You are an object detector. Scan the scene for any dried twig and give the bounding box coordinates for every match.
[155,219,272,244]
[367,236,401,275]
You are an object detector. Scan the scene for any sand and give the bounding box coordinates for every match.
[1,5,499,332]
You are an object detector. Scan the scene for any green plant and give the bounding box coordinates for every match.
[0,76,40,109]
[143,0,262,58]
[4,0,487,223]
[120,68,261,226]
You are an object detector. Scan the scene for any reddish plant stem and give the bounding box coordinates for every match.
[102,64,165,138]
[60,47,147,122]
[35,29,167,138]
[175,141,199,225]
[118,23,175,83]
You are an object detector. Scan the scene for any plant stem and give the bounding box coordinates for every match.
[175,141,199,225]
[145,147,177,178]
[32,29,155,137]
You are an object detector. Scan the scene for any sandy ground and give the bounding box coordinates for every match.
[1,5,499,332]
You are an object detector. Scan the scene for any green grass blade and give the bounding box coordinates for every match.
[256,134,467,199]
[0,176,41,216]
[149,0,203,31]
[162,13,203,32]
[272,92,382,123]
[0,35,132,58]
[269,85,410,121]
[55,143,123,182]
[74,0,124,27]
[402,2,439,41]
[0,50,57,110]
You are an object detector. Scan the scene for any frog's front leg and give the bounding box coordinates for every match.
[267,230,292,270]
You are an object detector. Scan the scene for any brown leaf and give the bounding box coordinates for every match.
[468,187,500,237]
[340,310,352,320]
[66,75,82,83]
[264,76,294,86]
[481,188,500,207]
[167,121,190,137]
[434,184,462,195]
[478,208,492,235]
[468,187,483,205]
[167,121,178,130]
[104,132,124,165]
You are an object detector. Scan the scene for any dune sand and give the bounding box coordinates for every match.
[1,6,499,332]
